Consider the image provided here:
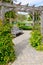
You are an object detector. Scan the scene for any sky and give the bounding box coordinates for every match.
[14,0,43,6]
[13,0,43,15]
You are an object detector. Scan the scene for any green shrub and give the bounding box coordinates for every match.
[5,11,16,18]
[36,44,43,51]
[17,22,25,26]
[0,20,16,65]
[19,26,32,30]
[30,30,42,47]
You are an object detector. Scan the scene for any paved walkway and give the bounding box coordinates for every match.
[12,30,43,65]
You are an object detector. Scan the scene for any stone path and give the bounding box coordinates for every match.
[12,30,43,65]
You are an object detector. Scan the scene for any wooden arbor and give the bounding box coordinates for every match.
[0,2,43,36]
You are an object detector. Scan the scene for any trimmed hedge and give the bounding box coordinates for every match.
[19,26,32,30]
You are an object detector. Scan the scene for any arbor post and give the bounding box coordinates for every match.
[41,11,43,35]
[41,11,43,42]
[33,11,35,26]
[0,6,5,20]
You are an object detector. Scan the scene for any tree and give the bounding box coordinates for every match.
[29,11,40,22]
[5,11,17,24]
[27,14,33,21]
[34,11,40,30]
[17,14,27,21]
[34,11,40,22]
